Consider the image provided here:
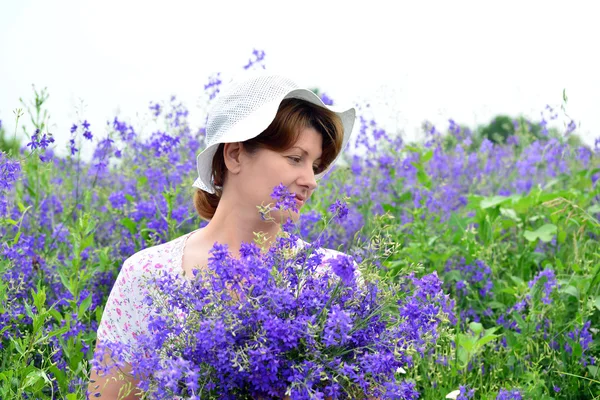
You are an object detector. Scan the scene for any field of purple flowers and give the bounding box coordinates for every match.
[1,66,599,398]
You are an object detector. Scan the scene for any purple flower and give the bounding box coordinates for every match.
[323,305,352,346]
[496,388,522,400]
[327,254,356,286]
[270,183,298,212]
[320,93,334,106]
[70,123,78,133]
[565,321,593,365]
[565,119,577,135]
[108,191,128,209]
[26,129,55,151]
[149,102,162,117]
[328,199,349,222]
[203,73,222,101]
[243,48,266,70]
[0,152,21,191]
[457,385,475,400]
[69,138,78,155]
[445,257,493,300]
[528,268,558,304]
[382,381,420,399]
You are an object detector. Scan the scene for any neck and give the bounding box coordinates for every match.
[201,192,281,256]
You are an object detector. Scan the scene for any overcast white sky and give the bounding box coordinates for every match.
[1,0,599,156]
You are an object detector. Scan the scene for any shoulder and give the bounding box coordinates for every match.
[97,233,189,356]
[118,233,188,281]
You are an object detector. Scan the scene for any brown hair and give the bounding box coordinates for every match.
[193,98,345,220]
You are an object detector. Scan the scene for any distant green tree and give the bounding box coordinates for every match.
[474,114,586,148]
[438,114,588,154]
[440,122,473,152]
[478,115,517,144]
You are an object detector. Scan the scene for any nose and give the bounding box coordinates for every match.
[298,164,318,193]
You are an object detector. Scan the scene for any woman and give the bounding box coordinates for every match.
[87,72,356,399]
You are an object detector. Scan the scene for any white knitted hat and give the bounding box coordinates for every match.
[192,71,356,193]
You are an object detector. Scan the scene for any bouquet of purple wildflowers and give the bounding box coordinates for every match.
[98,185,454,399]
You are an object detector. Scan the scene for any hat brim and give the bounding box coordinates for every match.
[193,88,356,193]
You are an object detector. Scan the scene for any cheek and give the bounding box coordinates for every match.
[243,156,295,205]
[242,161,281,201]
[260,159,292,189]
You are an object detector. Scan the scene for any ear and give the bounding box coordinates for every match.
[223,142,243,175]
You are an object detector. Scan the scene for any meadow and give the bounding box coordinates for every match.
[1,68,599,399]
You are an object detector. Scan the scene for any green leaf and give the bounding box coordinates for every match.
[500,207,519,221]
[476,334,500,347]
[509,275,525,286]
[57,268,73,296]
[427,235,439,246]
[469,322,483,335]
[120,217,137,236]
[481,196,510,209]
[397,191,412,203]
[415,169,431,190]
[404,144,421,153]
[445,270,462,282]
[557,229,567,244]
[421,150,433,163]
[33,287,46,312]
[523,224,557,243]
[12,230,22,246]
[17,200,28,213]
[448,213,468,231]
[561,285,579,299]
[457,347,469,366]
[588,204,600,214]
[48,325,69,338]
[382,204,396,214]
[572,342,583,359]
[594,296,600,311]
[457,333,475,353]
[78,294,93,316]
[48,308,63,322]
[487,301,506,310]
[23,369,44,389]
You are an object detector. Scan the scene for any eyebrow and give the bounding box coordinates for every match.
[291,146,322,161]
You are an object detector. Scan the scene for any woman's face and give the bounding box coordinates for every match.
[234,126,323,222]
